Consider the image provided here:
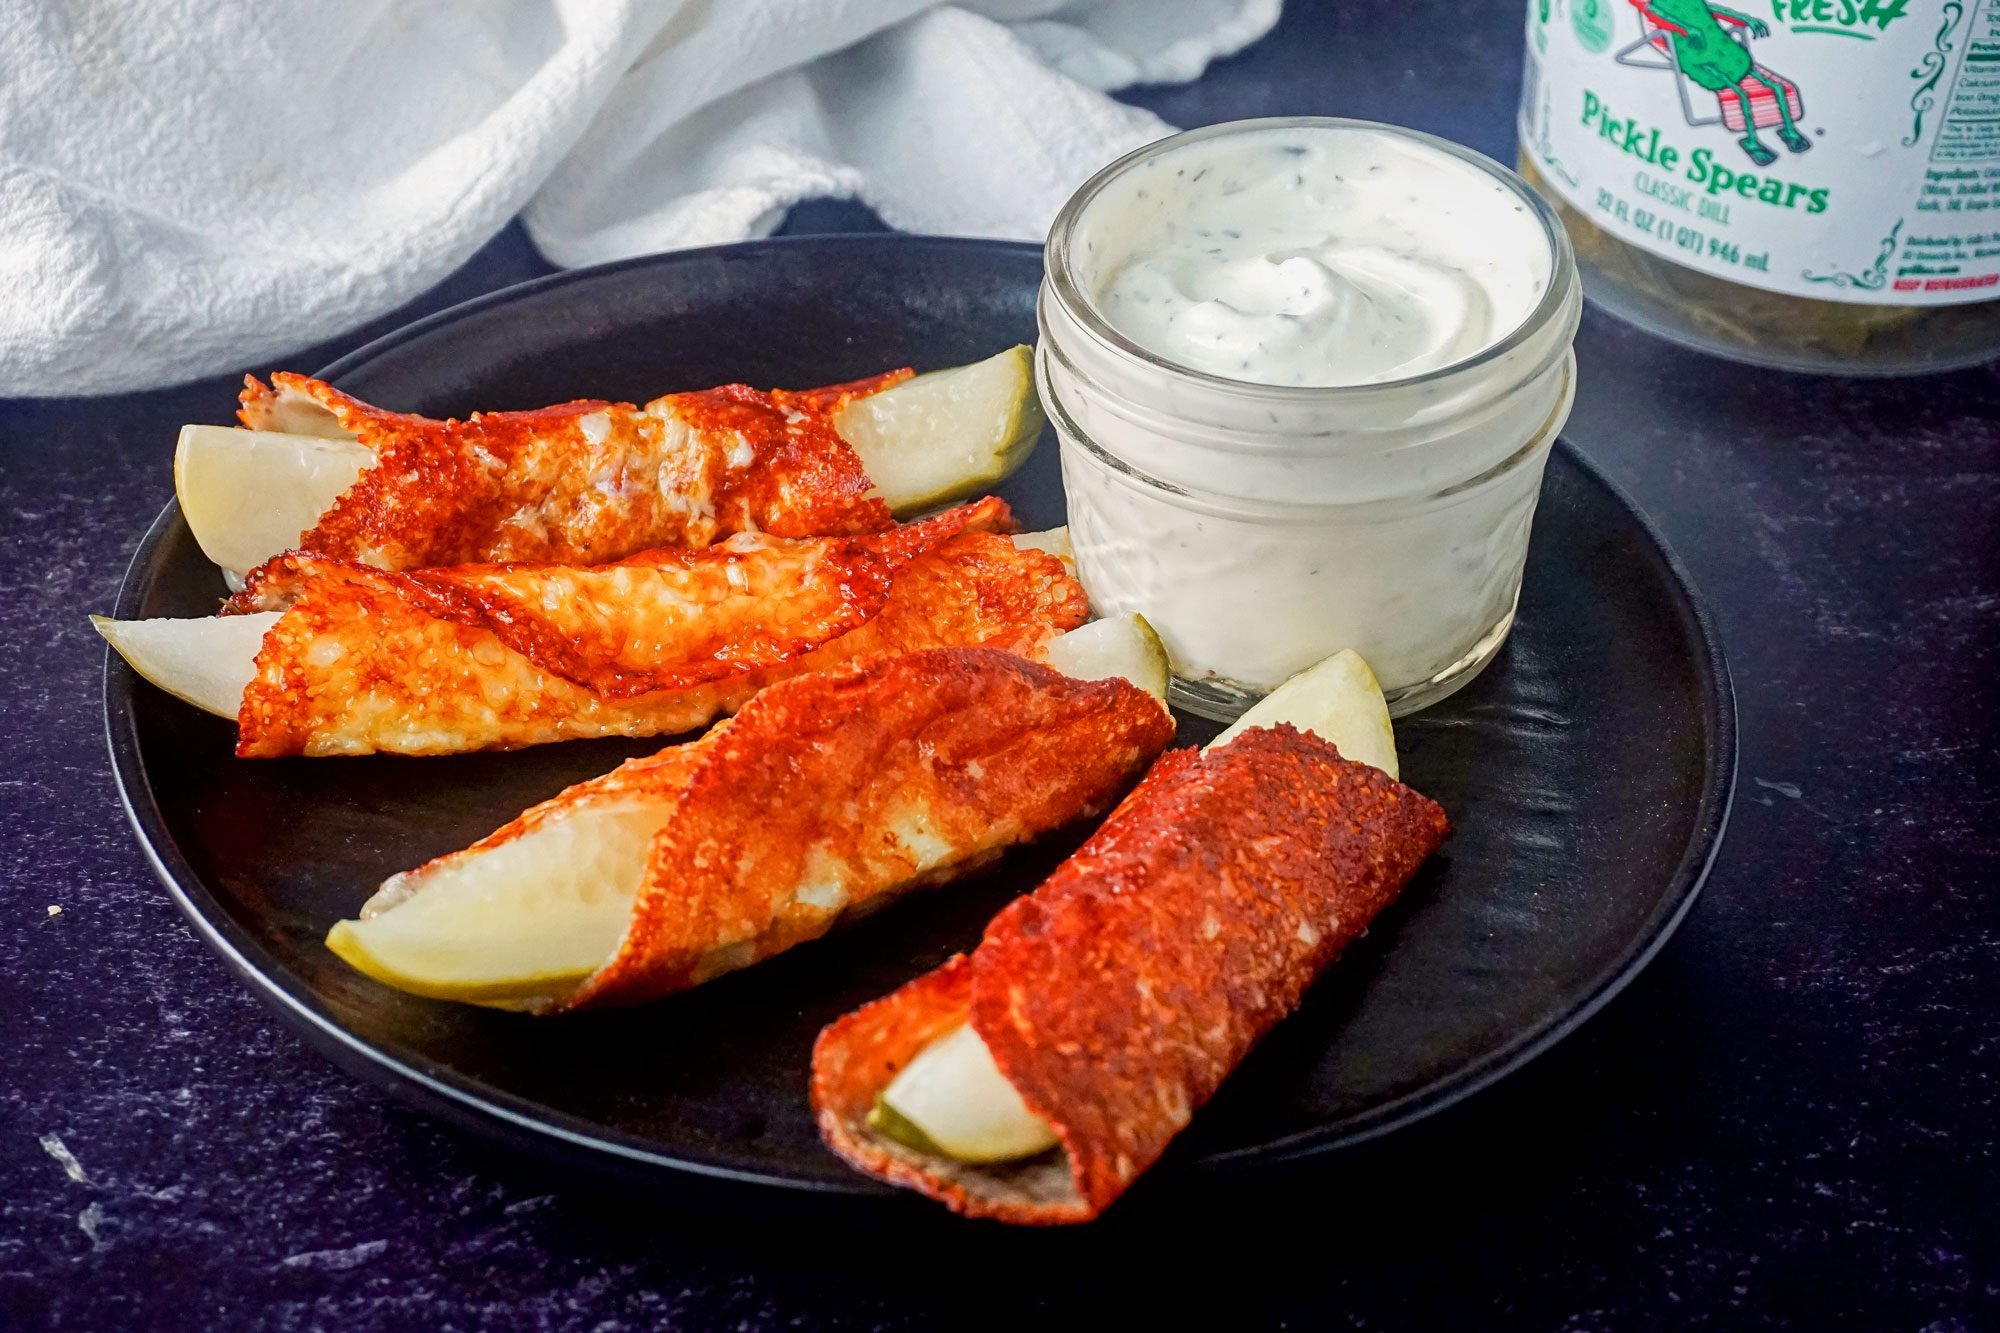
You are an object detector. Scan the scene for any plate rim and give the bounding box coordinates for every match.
[102,233,1737,1199]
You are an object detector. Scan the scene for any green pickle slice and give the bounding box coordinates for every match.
[867,1095,953,1158]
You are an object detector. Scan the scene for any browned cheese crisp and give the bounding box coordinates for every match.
[813,726,1450,1223]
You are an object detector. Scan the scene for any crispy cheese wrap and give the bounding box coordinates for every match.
[231,514,1084,757]
[238,369,903,569]
[330,648,1176,1012]
[226,499,1009,695]
[812,726,1450,1224]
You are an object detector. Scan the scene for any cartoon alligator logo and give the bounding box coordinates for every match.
[1617,0,1812,166]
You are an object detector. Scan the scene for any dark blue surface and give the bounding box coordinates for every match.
[2,2,1996,1328]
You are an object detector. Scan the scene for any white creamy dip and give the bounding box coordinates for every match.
[1088,130,1549,387]
[1039,120,1579,714]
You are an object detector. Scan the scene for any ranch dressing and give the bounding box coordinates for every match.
[1090,130,1549,387]
[1038,120,1580,717]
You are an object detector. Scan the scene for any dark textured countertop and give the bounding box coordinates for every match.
[3,2,1995,1328]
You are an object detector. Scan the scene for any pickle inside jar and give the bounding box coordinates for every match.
[1519,157,2000,372]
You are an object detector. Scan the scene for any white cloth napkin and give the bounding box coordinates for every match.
[0,0,1277,397]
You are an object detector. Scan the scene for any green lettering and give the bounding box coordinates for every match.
[1857,0,1907,30]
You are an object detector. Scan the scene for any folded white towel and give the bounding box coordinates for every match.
[0,0,1277,397]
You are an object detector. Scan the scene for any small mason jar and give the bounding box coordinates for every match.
[1037,117,1583,720]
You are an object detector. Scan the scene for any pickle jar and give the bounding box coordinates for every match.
[1520,0,2000,373]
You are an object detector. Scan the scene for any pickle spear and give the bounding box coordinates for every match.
[871,1023,1059,1162]
[833,345,1044,514]
[174,347,1045,580]
[91,612,279,718]
[317,615,1166,1009]
[1211,647,1398,778]
[867,646,1398,1164]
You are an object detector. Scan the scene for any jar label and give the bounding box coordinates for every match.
[1521,0,1999,305]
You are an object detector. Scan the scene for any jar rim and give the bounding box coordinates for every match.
[1044,116,1579,399]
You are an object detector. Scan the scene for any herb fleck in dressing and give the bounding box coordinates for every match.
[1083,129,1550,387]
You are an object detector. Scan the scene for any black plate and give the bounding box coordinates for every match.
[105,236,1734,1205]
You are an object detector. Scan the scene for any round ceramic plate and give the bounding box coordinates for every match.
[105,236,1734,1208]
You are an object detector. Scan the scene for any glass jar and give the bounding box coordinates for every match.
[1038,118,1583,721]
[1519,0,2000,375]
